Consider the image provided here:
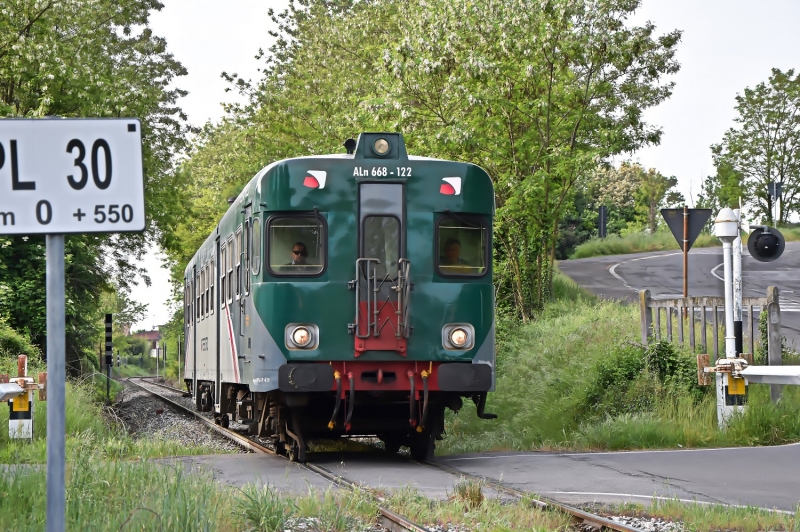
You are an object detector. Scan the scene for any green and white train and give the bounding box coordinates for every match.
[184,132,496,461]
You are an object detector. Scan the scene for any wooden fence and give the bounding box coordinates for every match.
[639,286,782,366]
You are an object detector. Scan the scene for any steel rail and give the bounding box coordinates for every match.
[127,377,431,532]
[425,460,643,532]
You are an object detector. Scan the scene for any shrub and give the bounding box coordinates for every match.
[0,320,39,361]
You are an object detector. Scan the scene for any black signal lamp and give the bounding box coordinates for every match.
[747,225,785,262]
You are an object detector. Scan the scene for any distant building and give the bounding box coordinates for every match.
[132,328,163,357]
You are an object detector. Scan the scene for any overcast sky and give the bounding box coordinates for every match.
[129,0,800,330]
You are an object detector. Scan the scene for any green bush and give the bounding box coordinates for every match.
[0,320,39,361]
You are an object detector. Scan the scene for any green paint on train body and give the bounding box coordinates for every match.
[188,134,495,365]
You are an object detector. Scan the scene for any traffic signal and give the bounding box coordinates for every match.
[747,225,785,262]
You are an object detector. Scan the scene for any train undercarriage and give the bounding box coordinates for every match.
[189,363,495,462]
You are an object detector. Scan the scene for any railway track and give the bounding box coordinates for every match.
[127,377,429,532]
[128,377,642,532]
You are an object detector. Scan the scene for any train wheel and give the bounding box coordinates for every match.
[220,414,229,429]
[409,406,445,462]
[195,387,203,412]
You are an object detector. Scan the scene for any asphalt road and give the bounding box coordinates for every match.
[437,444,800,511]
[558,241,800,348]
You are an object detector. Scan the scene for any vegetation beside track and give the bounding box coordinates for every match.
[0,335,223,464]
[569,226,800,259]
[440,275,800,454]
[602,499,799,532]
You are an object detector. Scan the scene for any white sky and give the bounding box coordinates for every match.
[128,0,800,329]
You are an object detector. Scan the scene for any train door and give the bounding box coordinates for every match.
[354,183,411,356]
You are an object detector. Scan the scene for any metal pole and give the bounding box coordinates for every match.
[46,234,65,532]
[683,205,688,300]
[733,208,743,356]
[723,240,736,359]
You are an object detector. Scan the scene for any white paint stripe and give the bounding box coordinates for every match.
[542,492,795,514]
[609,252,683,292]
[225,305,240,383]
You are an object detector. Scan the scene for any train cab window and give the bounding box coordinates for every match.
[268,215,326,276]
[363,216,400,279]
[436,216,488,277]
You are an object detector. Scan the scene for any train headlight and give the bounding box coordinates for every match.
[373,138,390,155]
[450,328,468,348]
[442,323,475,350]
[292,327,312,347]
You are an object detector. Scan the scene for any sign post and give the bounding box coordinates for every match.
[661,207,713,302]
[0,118,144,532]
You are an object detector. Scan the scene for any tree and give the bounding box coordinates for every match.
[633,165,684,233]
[384,0,681,319]
[696,160,745,214]
[0,1,188,369]
[172,0,681,323]
[712,68,800,225]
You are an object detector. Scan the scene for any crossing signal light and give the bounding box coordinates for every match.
[747,226,785,262]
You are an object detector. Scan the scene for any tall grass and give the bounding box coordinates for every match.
[441,297,800,454]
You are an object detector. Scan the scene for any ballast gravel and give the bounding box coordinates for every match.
[606,515,684,532]
[113,381,245,454]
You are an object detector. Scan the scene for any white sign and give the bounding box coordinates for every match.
[0,118,144,234]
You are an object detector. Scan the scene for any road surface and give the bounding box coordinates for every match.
[559,242,800,348]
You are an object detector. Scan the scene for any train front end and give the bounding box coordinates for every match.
[251,132,495,460]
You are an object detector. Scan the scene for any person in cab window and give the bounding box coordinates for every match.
[286,242,308,269]
[440,238,469,267]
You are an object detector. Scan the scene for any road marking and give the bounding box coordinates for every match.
[609,252,683,291]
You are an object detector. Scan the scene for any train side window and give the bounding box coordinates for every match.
[185,280,190,327]
[196,271,201,321]
[199,268,206,321]
[227,236,234,303]
[205,262,210,317]
[251,218,261,276]
[235,226,242,298]
[210,259,215,315]
[220,243,227,307]
[267,215,326,276]
[436,215,489,277]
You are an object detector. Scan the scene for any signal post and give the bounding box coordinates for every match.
[0,119,144,532]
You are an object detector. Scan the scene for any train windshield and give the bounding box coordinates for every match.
[363,215,400,279]
[436,216,488,277]
[268,215,326,275]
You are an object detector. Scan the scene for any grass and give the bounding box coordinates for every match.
[570,226,800,259]
[604,499,799,531]
[440,296,800,454]
[0,356,224,464]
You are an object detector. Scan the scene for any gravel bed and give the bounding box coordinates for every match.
[606,515,684,532]
[114,379,246,454]
[283,517,382,531]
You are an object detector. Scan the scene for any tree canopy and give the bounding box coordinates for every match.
[0,0,187,368]
[172,0,681,321]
